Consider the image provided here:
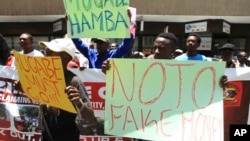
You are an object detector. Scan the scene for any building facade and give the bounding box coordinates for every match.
[0,0,250,57]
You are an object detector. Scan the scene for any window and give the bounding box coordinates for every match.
[143,36,155,48]
[231,38,246,50]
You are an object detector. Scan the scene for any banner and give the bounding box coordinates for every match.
[0,65,130,141]
[64,0,130,38]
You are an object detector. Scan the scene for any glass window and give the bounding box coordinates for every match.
[143,36,155,48]
[33,36,49,51]
[2,36,13,49]
[231,38,246,50]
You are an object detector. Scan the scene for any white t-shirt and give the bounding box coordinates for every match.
[20,49,44,57]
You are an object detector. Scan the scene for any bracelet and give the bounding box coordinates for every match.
[76,99,84,112]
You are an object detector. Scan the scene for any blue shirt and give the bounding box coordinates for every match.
[175,53,207,61]
[72,34,133,68]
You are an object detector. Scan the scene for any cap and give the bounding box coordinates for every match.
[95,38,109,43]
[221,43,235,51]
[175,49,183,53]
[39,39,76,59]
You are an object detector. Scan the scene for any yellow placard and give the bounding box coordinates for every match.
[13,51,76,113]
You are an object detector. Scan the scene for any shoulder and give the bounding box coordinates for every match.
[65,71,82,86]
[33,49,44,57]
[200,54,207,61]
[175,54,187,60]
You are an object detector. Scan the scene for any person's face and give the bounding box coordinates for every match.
[153,37,174,59]
[44,48,72,70]
[221,49,234,61]
[131,51,144,59]
[96,40,109,53]
[237,52,248,63]
[186,36,200,51]
[89,41,96,49]
[110,43,117,50]
[19,34,33,50]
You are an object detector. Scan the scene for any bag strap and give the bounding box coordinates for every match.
[39,104,54,141]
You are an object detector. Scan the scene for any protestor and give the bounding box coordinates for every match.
[147,32,178,60]
[175,32,207,61]
[102,32,178,74]
[38,39,96,141]
[0,34,15,66]
[72,10,135,69]
[219,43,237,68]
[130,51,145,59]
[19,33,44,57]
[109,42,118,50]
[235,51,250,67]
[14,39,96,141]
[219,43,250,141]
[63,34,89,70]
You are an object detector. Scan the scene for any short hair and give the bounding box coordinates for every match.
[21,33,33,41]
[187,32,201,44]
[156,32,178,47]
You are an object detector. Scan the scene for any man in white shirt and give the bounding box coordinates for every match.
[19,33,44,57]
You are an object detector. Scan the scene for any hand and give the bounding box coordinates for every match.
[13,80,24,93]
[101,59,111,74]
[219,75,228,88]
[65,86,82,107]
[127,9,132,22]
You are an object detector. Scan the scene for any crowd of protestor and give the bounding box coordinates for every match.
[1,23,250,141]
[0,28,250,140]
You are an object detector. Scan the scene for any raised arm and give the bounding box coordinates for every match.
[110,33,134,58]
[72,38,90,57]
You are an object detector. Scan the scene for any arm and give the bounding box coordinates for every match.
[66,78,96,124]
[0,36,11,64]
[110,33,134,58]
[72,38,90,58]
[101,59,111,74]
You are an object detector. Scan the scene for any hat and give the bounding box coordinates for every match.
[39,39,76,59]
[95,38,109,43]
[221,43,235,51]
[175,49,183,53]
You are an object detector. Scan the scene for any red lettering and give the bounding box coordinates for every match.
[109,104,123,131]
[192,67,216,108]
[139,62,166,105]
[160,109,172,137]
[123,106,138,130]
[111,60,134,101]
[167,63,194,108]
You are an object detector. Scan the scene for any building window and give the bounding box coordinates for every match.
[231,38,246,50]
[143,36,155,48]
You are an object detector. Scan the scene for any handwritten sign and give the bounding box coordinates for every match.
[13,51,76,113]
[64,0,130,38]
[105,59,225,141]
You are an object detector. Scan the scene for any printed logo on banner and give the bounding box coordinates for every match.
[223,81,243,107]
[84,82,106,110]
